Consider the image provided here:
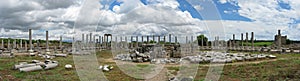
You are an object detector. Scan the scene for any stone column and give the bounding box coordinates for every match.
[99,36,101,43]
[125,36,128,48]
[130,36,133,48]
[94,35,96,43]
[229,39,232,50]
[59,35,62,49]
[191,36,194,53]
[147,36,149,43]
[46,31,49,50]
[115,36,117,44]
[142,36,144,43]
[29,29,33,52]
[158,36,160,44]
[82,34,85,43]
[46,31,50,54]
[20,40,22,49]
[169,34,171,43]
[152,35,155,43]
[131,36,133,42]
[206,40,209,47]
[7,40,10,50]
[233,34,235,49]
[13,39,16,49]
[175,36,178,43]
[102,35,105,49]
[86,34,89,43]
[136,36,138,47]
[25,41,27,51]
[163,36,166,44]
[246,32,248,50]
[278,30,281,48]
[186,36,188,44]
[102,36,104,44]
[241,33,244,50]
[251,32,254,50]
[110,35,112,42]
[1,40,3,49]
[90,33,92,43]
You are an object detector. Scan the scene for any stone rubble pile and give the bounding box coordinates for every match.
[14,60,59,72]
[169,77,193,81]
[114,50,150,63]
[114,51,277,64]
[0,50,14,58]
[150,58,181,64]
[181,51,276,64]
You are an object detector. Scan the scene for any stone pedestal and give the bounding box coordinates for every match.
[29,50,35,56]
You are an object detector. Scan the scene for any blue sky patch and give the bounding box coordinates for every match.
[108,0,123,11]
[212,0,252,21]
[140,0,148,5]
[108,0,252,21]
[177,0,203,20]
[277,0,292,10]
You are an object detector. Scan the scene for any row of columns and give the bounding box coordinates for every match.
[230,32,255,51]
[80,34,189,45]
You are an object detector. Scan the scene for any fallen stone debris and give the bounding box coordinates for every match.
[54,54,68,57]
[98,65,114,72]
[0,51,15,58]
[65,64,73,69]
[114,50,151,63]
[169,77,194,81]
[114,51,277,64]
[13,60,59,72]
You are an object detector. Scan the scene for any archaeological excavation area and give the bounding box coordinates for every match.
[0,29,300,81]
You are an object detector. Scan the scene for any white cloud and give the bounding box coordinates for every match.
[216,0,300,40]
[113,5,120,13]
[219,0,228,4]
[2,0,300,41]
[194,5,203,11]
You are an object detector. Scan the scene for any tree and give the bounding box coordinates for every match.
[197,35,208,46]
[286,39,292,44]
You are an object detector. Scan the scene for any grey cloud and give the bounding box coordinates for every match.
[0,0,80,32]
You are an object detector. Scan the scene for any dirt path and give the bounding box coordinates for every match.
[144,68,168,81]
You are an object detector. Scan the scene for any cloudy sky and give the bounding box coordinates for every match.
[0,0,299,41]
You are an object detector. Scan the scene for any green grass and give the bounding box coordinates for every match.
[0,54,78,81]
[194,54,300,81]
[1,51,300,81]
[136,64,149,68]
[243,41,273,47]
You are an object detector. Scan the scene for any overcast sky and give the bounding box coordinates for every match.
[0,0,299,41]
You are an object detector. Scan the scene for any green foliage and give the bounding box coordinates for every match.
[197,35,208,46]
[242,42,273,47]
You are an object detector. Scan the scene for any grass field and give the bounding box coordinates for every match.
[243,41,273,47]
[0,51,300,81]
